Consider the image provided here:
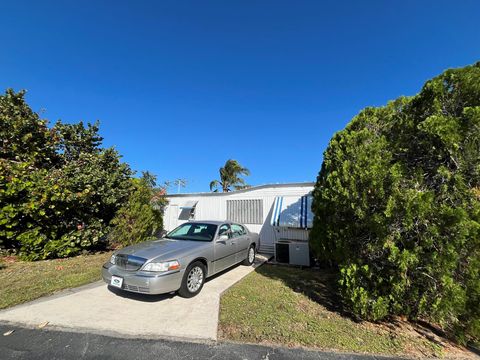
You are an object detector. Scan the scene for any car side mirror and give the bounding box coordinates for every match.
[217,234,229,242]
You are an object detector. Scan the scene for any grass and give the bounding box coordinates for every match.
[0,251,112,309]
[219,264,453,358]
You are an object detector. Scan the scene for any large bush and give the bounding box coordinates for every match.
[310,63,480,343]
[108,172,166,247]
[0,89,133,259]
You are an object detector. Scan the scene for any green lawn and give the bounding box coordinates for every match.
[0,251,112,309]
[219,264,450,358]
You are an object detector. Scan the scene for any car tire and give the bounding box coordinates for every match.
[178,261,206,298]
[242,244,256,266]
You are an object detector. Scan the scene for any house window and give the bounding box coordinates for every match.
[226,199,263,224]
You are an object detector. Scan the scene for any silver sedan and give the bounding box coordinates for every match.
[102,220,258,297]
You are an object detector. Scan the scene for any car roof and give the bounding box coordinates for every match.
[188,220,232,225]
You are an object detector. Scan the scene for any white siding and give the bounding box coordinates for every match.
[163,183,314,254]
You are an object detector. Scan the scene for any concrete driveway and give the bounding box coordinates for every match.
[0,255,267,341]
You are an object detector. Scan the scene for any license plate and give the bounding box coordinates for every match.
[110,276,123,288]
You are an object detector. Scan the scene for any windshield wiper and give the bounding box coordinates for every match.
[166,237,190,240]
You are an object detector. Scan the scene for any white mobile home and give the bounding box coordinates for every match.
[164,182,315,265]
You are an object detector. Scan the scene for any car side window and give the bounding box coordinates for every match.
[231,224,245,238]
[218,224,231,239]
[191,224,216,241]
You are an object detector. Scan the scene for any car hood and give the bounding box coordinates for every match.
[115,238,207,261]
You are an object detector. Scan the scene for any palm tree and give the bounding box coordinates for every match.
[209,159,250,192]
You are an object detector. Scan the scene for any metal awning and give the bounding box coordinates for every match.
[179,200,198,209]
[270,195,313,228]
[178,201,198,220]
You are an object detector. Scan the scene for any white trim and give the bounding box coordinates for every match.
[166,182,315,198]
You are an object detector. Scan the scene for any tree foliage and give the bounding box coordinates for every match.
[310,63,480,343]
[108,172,166,247]
[210,159,250,192]
[0,89,134,259]
[1,89,58,167]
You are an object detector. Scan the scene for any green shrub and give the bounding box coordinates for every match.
[0,89,133,259]
[310,62,480,343]
[17,220,107,261]
[108,173,166,247]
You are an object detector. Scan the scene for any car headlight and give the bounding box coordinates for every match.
[142,260,180,272]
[110,254,117,265]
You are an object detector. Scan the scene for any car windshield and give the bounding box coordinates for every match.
[165,223,217,242]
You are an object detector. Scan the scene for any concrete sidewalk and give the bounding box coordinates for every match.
[0,255,267,341]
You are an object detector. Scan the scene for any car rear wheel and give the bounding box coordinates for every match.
[178,261,206,298]
[242,245,255,266]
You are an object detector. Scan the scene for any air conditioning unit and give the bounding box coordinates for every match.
[289,242,310,266]
[275,240,310,266]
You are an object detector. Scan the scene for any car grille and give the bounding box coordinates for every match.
[124,284,150,294]
[115,254,147,271]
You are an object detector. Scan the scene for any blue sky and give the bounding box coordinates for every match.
[1,1,479,193]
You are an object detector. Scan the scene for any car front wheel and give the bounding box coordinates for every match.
[242,245,256,266]
[178,261,206,298]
